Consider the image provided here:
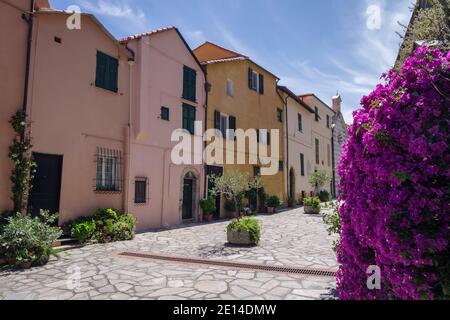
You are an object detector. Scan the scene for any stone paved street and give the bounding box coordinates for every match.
[0,207,338,300]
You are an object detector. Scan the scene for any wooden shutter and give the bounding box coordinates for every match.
[258,74,264,94]
[95,51,107,89]
[183,66,196,101]
[248,67,253,89]
[107,56,118,92]
[214,111,221,130]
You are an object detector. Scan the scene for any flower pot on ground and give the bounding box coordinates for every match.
[226,217,261,245]
[199,197,216,222]
[303,197,321,214]
[266,196,281,214]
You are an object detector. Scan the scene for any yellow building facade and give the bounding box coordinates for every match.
[194,42,286,215]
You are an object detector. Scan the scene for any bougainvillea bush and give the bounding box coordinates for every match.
[337,47,450,300]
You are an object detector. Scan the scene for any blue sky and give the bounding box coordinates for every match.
[51,0,414,123]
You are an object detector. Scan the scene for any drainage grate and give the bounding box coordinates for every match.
[117,252,336,278]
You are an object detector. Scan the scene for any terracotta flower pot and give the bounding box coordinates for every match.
[267,207,276,214]
[20,261,32,269]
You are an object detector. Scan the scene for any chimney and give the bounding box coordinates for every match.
[332,94,342,113]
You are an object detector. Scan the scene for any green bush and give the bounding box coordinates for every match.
[303,197,321,208]
[322,202,341,252]
[0,211,62,267]
[227,217,261,243]
[319,190,331,202]
[266,195,281,208]
[199,197,216,214]
[69,208,137,243]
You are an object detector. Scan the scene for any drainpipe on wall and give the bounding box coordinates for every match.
[123,60,134,212]
[276,86,289,200]
[22,0,35,116]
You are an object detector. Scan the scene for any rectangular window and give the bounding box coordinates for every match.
[251,71,259,91]
[248,68,263,94]
[95,148,121,191]
[327,115,331,128]
[298,113,303,132]
[253,166,261,177]
[95,51,118,92]
[183,65,196,102]
[327,144,331,167]
[315,106,319,122]
[134,178,148,204]
[315,138,320,165]
[279,160,284,172]
[226,79,234,97]
[182,104,196,135]
[160,107,169,121]
[300,153,305,176]
[277,108,283,123]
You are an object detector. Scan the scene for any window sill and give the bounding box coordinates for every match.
[95,84,118,93]
[94,190,122,194]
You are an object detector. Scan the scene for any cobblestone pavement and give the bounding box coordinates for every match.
[0,207,338,300]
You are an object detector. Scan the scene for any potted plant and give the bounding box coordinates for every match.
[227,217,261,245]
[303,197,321,214]
[266,195,281,214]
[200,197,216,222]
[224,200,238,218]
[288,196,297,208]
[16,249,34,269]
[319,190,331,203]
[308,170,331,196]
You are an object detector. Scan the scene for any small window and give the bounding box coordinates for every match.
[95,148,122,192]
[277,108,283,123]
[279,161,284,172]
[251,71,259,91]
[253,166,261,177]
[183,66,196,102]
[95,51,118,93]
[300,153,305,176]
[226,79,234,97]
[54,36,62,44]
[315,106,319,122]
[160,107,169,121]
[134,178,148,204]
[298,113,303,132]
[315,139,320,165]
[182,104,196,135]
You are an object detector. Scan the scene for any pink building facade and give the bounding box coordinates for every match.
[122,28,206,231]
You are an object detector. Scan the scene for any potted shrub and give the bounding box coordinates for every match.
[16,249,34,269]
[309,170,331,196]
[266,195,281,214]
[303,197,321,214]
[227,217,261,245]
[200,197,216,222]
[224,200,238,218]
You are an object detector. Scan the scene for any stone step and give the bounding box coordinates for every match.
[52,237,79,248]
[52,244,85,252]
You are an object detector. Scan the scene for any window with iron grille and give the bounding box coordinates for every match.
[95,148,122,192]
[134,177,148,204]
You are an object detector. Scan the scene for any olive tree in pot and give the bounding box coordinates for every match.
[308,170,331,197]
[199,197,216,222]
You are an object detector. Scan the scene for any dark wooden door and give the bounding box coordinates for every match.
[29,153,63,220]
[182,178,193,220]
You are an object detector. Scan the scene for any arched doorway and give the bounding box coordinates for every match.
[180,169,200,221]
[289,168,296,199]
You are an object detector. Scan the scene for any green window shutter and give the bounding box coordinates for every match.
[183,104,196,135]
[248,67,253,89]
[183,66,196,102]
[258,74,264,94]
[229,115,236,141]
[95,51,107,89]
[96,51,118,92]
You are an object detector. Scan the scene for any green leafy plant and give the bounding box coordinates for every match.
[322,202,341,252]
[319,190,331,202]
[0,211,62,267]
[70,219,96,242]
[227,217,261,243]
[266,195,281,208]
[8,110,36,213]
[303,197,321,208]
[199,197,216,215]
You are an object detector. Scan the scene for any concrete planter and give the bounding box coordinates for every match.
[227,230,256,245]
[304,206,321,214]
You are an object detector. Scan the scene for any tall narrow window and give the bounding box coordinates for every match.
[134,178,148,204]
[298,113,303,132]
[326,115,331,128]
[226,79,234,97]
[182,104,196,135]
[327,144,331,167]
[315,106,319,122]
[95,51,118,92]
[315,138,320,165]
[160,106,169,121]
[183,66,196,102]
[300,153,305,176]
[277,108,283,123]
[95,148,121,191]
[279,161,284,172]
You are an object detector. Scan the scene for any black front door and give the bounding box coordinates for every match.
[29,153,63,219]
[206,165,223,219]
[182,178,193,220]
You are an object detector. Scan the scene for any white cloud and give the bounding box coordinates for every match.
[186,30,206,47]
[78,0,147,30]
